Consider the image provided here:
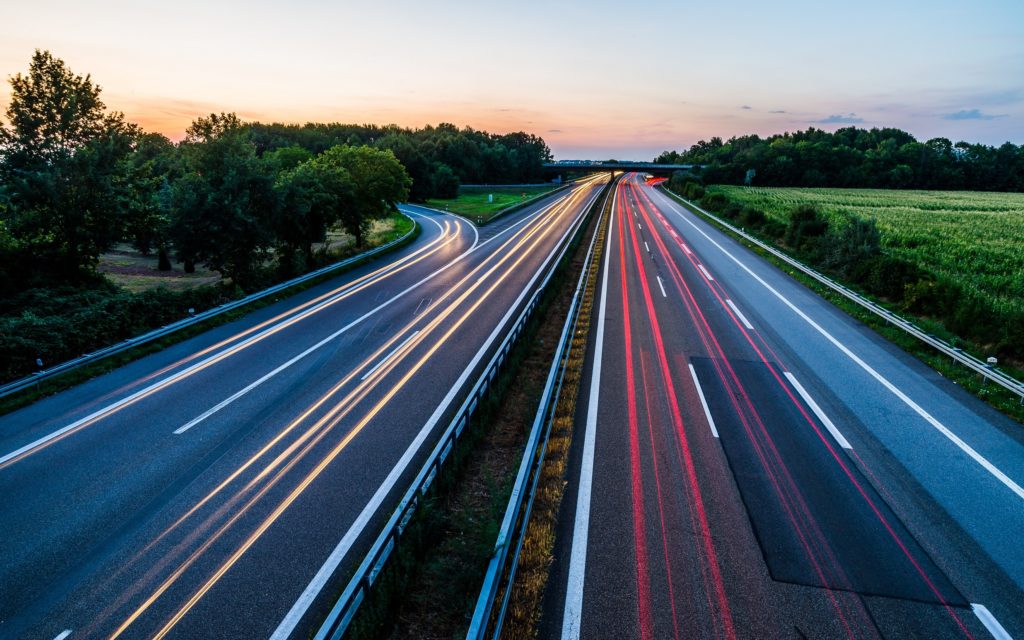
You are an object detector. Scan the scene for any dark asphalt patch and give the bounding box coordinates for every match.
[691,357,966,606]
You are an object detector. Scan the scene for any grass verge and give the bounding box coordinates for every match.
[343,184,608,640]
[0,213,419,417]
[660,187,1024,425]
[426,185,560,224]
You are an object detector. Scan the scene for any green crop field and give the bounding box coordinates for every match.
[706,186,1024,318]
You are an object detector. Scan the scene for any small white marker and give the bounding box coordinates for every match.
[784,372,852,449]
[644,241,651,253]
[688,364,719,438]
[681,243,692,255]
[361,331,421,381]
[656,276,667,298]
[972,603,1013,640]
[725,299,754,330]
[698,264,714,281]
[53,631,72,640]
[638,223,642,231]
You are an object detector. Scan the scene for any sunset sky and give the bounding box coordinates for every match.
[2,0,1022,159]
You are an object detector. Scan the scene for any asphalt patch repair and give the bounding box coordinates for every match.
[690,356,966,606]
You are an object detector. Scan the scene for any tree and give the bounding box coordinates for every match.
[314,145,410,246]
[0,50,138,281]
[273,158,351,274]
[124,132,179,270]
[169,113,276,288]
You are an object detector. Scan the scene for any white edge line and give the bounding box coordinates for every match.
[783,371,852,450]
[688,364,719,438]
[656,275,667,298]
[725,298,754,331]
[360,331,420,381]
[3,214,455,460]
[53,631,72,640]
[654,189,1024,501]
[561,186,615,640]
[698,263,714,281]
[972,603,1015,640]
[271,182,604,640]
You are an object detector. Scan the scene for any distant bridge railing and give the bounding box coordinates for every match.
[543,162,697,174]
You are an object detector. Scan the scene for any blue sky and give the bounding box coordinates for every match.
[1,0,1021,158]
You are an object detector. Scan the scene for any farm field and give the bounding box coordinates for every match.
[706,186,1024,319]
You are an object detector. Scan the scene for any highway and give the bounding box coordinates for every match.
[0,175,606,639]
[544,174,1024,639]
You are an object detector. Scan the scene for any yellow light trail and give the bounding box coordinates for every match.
[0,219,464,470]
[107,178,604,639]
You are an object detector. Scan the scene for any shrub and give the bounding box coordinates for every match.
[700,192,728,211]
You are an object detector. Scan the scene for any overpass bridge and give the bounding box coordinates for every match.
[543,161,697,177]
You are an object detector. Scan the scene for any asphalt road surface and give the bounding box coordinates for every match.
[0,175,606,639]
[543,174,1024,640]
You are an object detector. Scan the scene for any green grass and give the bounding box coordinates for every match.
[426,185,560,223]
[707,186,1024,320]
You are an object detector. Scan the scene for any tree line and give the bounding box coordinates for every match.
[0,50,552,382]
[655,126,1024,191]
[0,50,554,297]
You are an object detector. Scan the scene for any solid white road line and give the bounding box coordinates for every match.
[561,189,615,640]
[681,243,692,255]
[360,331,420,381]
[2,214,455,460]
[698,264,714,281]
[688,364,719,438]
[53,631,72,640]
[175,202,568,434]
[725,298,754,330]
[272,185,604,640]
[656,275,667,298]
[644,241,651,253]
[655,190,1024,500]
[972,603,1015,640]
[784,371,853,450]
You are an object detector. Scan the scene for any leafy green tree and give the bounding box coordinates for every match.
[0,50,138,281]
[313,145,410,246]
[169,113,276,288]
[273,158,351,274]
[124,132,179,270]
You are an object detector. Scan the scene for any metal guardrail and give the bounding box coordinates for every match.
[476,182,577,226]
[312,180,606,640]
[661,188,1024,402]
[466,178,612,640]
[0,215,418,401]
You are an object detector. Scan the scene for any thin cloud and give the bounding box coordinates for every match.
[943,108,1006,121]
[769,109,787,114]
[740,105,752,110]
[815,113,864,124]
[547,128,563,133]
